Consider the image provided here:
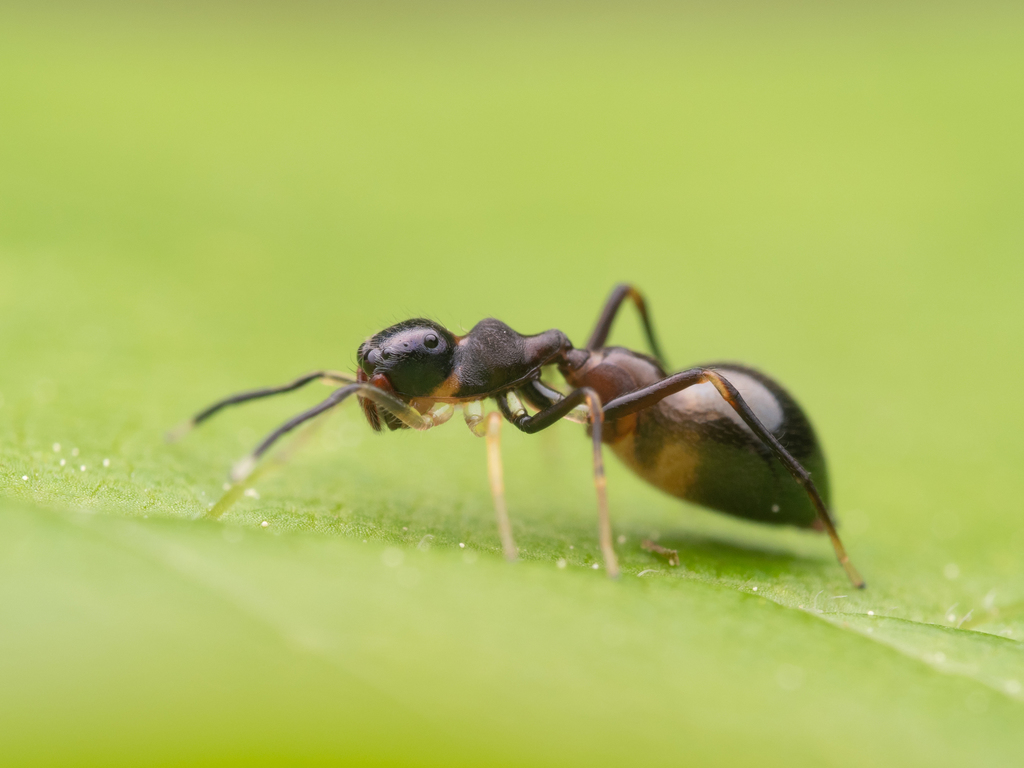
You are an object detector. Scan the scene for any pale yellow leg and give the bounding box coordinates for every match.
[485,412,517,561]
[581,391,620,578]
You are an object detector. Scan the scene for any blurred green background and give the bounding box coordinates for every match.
[1,2,1023,766]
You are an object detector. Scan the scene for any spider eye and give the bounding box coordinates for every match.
[424,333,439,349]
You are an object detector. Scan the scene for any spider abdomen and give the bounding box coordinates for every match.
[566,349,830,529]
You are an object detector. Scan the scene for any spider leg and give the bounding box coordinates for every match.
[230,382,431,482]
[498,387,618,578]
[168,370,357,441]
[603,368,866,589]
[587,283,668,369]
[485,412,517,561]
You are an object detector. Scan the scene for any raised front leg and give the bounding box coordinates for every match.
[168,370,356,441]
[229,382,441,482]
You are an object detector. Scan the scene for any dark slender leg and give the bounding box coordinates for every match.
[586,283,668,369]
[517,379,561,412]
[230,382,434,481]
[601,368,705,419]
[169,370,357,440]
[603,368,866,589]
[498,388,619,577]
[498,386,592,433]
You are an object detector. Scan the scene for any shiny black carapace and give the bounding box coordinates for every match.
[176,284,864,587]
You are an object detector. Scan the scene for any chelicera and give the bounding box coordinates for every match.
[176,284,864,587]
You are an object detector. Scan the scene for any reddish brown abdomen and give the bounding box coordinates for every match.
[566,350,830,529]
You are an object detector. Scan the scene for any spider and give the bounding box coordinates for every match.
[176,284,864,587]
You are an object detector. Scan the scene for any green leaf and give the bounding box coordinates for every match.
[1,4,1023,765]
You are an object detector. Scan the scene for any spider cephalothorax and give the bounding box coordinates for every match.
[357,319,457,395]
[356,319,458,431]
